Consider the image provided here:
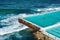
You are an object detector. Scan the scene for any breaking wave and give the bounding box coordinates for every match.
[0,13,28,35]
[0,12,36,40]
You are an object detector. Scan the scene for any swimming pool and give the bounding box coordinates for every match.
[24,11,60,28]
[46,25,60,38]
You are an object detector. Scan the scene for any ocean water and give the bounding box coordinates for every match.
[0,11,36,40]
[0,0,60,9]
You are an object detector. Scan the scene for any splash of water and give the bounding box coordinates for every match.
[0,13,28,35]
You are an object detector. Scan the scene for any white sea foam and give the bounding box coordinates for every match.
[0,14,28,35]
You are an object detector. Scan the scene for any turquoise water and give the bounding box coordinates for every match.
[46,26,60,38]
[24,11,60,27]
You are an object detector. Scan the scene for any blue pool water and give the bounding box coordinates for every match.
[24,11,60,27]
[46,26,60,38]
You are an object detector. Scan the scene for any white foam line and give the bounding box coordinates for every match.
[0,14,21,22]
[0,26,28,35]
[24,10,60,18]
[19,7,60,18]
